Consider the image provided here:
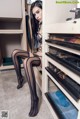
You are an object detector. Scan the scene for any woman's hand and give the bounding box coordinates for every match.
[30,52,34,57]
[33,51,42,57]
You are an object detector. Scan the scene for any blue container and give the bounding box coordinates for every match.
[49,90,78,119]
[3,57,22,66]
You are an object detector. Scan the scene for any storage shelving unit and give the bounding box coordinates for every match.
[42,0,80,119]
[44,32,80,119]
[0,0,27,70]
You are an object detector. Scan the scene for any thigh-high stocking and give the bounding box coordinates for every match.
[23,57,41,117]
[11,49,29,89]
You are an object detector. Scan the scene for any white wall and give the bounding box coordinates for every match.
[0,0,22,18]
[77,0,80,7]
[43,0,77,24]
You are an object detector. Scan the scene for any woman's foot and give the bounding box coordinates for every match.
[29,97,39,117]
[17,77,24,89]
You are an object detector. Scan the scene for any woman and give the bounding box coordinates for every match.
[12,0,42,117]
[23,0,42,117]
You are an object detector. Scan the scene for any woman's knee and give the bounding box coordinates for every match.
[23,58,33,69]
[11,49,20,58]
[23,58,28,68]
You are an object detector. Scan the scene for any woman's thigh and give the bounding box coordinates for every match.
[12,49,29,59]
[24,57,41,67]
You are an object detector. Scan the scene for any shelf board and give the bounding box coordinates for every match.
[46,70,80,110]
[46,42,80,56]
[0,17,22,21]
[46,55,80,85]
[0,29,23,34]
[43,94,59,119]
[0,64,23,71]
[45,19,80,34]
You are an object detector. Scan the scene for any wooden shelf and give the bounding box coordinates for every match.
[0,0,27,70]
[46,55,80,85]
[43,1,80,119]
[46,42,80,56]
[0,64,23,71]
[44,94,59,119]
[45,19,80,34]
[0,30,23,34]
[0,17,22,21]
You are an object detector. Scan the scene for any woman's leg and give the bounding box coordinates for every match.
[11,49,29,89]
[23,57,41,117]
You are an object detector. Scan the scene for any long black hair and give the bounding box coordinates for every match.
[30,0,42,50]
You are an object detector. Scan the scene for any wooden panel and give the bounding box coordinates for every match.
[0,0,22,18]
